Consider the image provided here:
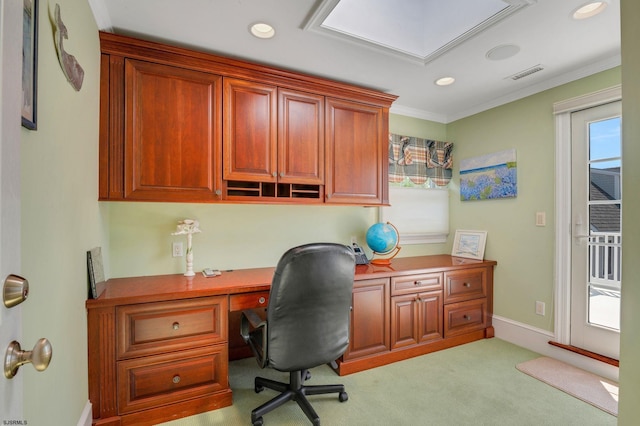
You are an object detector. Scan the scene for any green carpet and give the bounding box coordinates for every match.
[162,338,616,425]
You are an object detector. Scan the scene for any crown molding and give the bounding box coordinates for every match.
[88,0,113,31]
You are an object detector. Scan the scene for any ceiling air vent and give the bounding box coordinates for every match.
[507,64,544,80]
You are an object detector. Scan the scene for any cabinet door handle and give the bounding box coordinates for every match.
[258,297,266,305]
[172,375,181,384]
[172,322,180,330]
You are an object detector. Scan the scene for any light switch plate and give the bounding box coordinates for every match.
[536,211,546,227]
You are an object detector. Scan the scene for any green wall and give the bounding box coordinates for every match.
[20,1,104,424]
[446,68,620,331]
[618,0,640,423]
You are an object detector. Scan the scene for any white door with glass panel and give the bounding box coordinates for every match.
[570,101,621,359]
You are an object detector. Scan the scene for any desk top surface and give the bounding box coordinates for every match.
[87,255,496,308]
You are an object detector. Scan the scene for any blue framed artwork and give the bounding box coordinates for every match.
[460,149,517,201]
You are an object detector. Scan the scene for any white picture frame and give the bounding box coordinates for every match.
[451,230,487,260]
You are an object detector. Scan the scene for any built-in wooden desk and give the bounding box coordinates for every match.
[86,255,496,425]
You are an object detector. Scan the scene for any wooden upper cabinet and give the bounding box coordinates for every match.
[222,81,324,185]
[98,32,396,205]
[223,77,277,182]
[278,88,324,185]
[124,59,222,201]
[325,98,388,205]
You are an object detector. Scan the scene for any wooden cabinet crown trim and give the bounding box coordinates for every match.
[99,32,397,107]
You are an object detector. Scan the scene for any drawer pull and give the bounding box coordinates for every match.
[414,281,422,286]
[172,322,180,330]
[463,282,471,288]
[258,297,266,305]
[463,314,472,321]
[172,375,181,384]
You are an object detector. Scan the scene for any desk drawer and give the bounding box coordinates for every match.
[229,291,269,311]
[391,273,442,296]
[444,268,487,303]
[444,298,487,338]
[117,344,228,414]
[117,296,227,359]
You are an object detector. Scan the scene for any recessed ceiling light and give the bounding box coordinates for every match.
[435,77,455,86]
[486,44,520,61]
[250,22,275,39]
[572,1,608,20]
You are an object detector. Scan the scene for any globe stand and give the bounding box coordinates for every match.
[370,245,402,265]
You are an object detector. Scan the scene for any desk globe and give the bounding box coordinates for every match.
[365,222,401,265]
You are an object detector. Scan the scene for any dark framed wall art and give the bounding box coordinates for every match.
[22,0,38,130]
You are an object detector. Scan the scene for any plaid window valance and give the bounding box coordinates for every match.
[388,134,454,187]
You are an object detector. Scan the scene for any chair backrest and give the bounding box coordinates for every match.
[266,243,355,372]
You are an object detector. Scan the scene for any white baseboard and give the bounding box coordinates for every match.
[77,400,92,426]
[493,315,619,382]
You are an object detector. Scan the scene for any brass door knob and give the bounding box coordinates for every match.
[4,338,52,379]
[3,274,29,308]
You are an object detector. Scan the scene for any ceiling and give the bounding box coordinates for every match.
[88,0,620,123]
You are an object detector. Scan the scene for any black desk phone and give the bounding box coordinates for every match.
[350,243,369,265]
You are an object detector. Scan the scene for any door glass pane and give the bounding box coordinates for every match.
[589,204,621,232]
[589,286,620,330]
[587,116,621,331]
[589,159,621,201]
[589,117,621,161]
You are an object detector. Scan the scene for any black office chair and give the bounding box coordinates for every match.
[240,243,356,426]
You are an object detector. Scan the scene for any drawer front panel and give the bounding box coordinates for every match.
[229,291,269,311]
[117,345,228,414]
[391,273,442,296]
[117,296,227,359]
[444,268,486,303]
[444,298,487,338]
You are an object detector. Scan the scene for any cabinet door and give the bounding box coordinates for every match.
[223,77,277,182]
[343,278,390,360]
[391,294,418,349]
[325,98,388,205]
[391,290,442,350]
[417,290,443,343]
[278,89,324,184]
[124,59,222,201]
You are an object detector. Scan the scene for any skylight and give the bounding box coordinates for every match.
[304,0,535,64]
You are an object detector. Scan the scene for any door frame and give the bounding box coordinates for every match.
[0,0,26,419]
[553,85,621,345]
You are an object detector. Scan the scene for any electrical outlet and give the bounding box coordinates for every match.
[172,242,184,257]
[535,301,545,316]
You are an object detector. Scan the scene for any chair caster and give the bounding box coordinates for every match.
[339,391,348,402]
[252,416,264,426]
[255,384,264,393]
[303,370,312,381]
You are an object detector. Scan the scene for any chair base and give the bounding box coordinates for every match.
[251,369,348,426]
